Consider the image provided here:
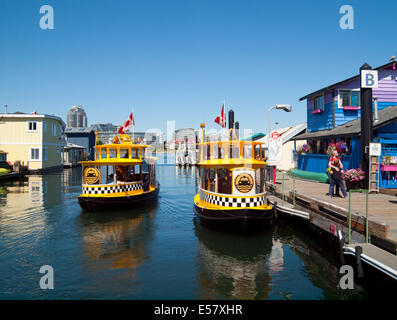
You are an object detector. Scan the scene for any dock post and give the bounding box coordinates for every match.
[282,171,285,206]
[292,176,296,209]
[348,190,352,244]
[365,190,369,243]
[355,246,364,278]
[339,238,345,265]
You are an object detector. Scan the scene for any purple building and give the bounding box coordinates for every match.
[294,61,397,189]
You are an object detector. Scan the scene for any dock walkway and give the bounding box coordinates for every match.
[267,174,397,281]
[268,175,397,244]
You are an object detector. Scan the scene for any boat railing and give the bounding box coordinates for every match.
[197,141,264,163]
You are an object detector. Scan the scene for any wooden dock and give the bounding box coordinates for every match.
[267,175,397,245]
[266,173,397,281]
[344,243,397,280]
[0,172,21,181]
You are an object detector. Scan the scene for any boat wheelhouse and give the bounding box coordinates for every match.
[78,133,159,212]
[194,127,273,222]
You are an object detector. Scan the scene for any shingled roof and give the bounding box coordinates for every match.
[293,105,397,140]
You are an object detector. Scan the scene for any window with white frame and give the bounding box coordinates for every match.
[30,148,40,161]
[43,121,47,132]
[338,89,360,108]
[313,95,324,111]
[43,147,48,161]
[27,121,38,132]
[52,123,56,136]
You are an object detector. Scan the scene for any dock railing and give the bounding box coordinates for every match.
[348,189,369,244]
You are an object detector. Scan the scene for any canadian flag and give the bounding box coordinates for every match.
[214,103,226,128]
[118,112,135,134]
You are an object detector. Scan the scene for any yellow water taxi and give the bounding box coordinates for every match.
[78,133,159,212]
[193,124,273,223]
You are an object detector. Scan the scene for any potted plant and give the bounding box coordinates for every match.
[342,168,365,191]
[296,144,311,155]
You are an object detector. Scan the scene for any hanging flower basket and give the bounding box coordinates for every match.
[343,106,360,111]
[311,109,323,114]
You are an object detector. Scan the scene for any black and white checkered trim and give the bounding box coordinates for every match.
[199,189,266,208]
[82,182,143,195]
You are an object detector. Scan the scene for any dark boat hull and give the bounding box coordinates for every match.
[193,203,273,223]
[78,185,159,212]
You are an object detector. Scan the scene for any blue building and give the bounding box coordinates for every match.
[294,61,397,189]
[64,127,95,160]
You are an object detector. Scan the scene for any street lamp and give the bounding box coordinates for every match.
[267,104,292,183]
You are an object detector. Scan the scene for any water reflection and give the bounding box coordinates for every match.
[79,201,157,273]
[175,165,197,182]
[194,219,273,299]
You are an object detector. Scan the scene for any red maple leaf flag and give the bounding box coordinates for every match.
[214,103,226,128]
[118,112,135,134]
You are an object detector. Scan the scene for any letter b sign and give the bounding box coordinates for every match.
[361,70,378,88]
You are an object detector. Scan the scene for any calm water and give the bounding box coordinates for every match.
[0,166,384,299]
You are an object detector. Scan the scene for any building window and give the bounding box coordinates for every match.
[338,89,360,108]
[30,148,40,161]
[43,121,47,132]
[27,121,38,132]
[52,123,56,136]
[43,147,48,161]
[313,95,324,111]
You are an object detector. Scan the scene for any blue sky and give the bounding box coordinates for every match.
[0,0,396,134]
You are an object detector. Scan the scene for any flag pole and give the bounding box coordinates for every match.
[132,107,135,143]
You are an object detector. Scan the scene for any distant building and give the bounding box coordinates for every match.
[64,127,96,160]
[67,105,87,128]
[89,123,164,149]
[62,143,86,167]
[0,112,66,172]
[167,128,197,150]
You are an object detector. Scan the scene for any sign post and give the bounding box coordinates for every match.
[268,131,282,165]
[360,63,377,189]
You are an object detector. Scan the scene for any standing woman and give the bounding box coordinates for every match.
[328,150,343,196]
[329,158,347,198]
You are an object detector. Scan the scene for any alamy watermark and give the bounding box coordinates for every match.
[339,5,354,30]
[338,265,354,290]
[39,5,54,30]
[39,265,54,289]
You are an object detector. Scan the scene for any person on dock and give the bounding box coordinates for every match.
[328,151,343,197]
[328,158,347,198]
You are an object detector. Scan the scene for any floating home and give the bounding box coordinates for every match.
[0,112,66,172]
[294,61,397,189]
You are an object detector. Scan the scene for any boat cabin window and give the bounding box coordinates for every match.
[120,148,129,159]
[208,168,216,192]
[229,143,239,159]
[217,168,232,194]
[131,148,139,159]
[101,148,107,159]
[199,167,232,194]
[254,145,262,160]
[109,148,117,159]
[255,168,265,193]
[218,145,226,160]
